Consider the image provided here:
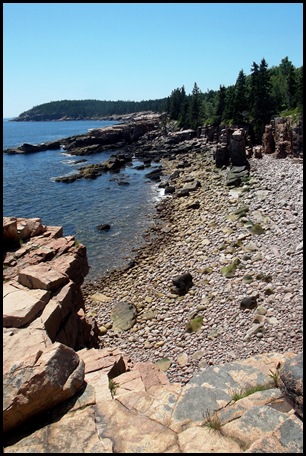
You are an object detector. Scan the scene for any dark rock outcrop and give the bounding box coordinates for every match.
[278,352,303,419]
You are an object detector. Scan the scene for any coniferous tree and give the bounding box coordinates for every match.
[279,57,297,109]
[222,85,236,124]
[178,97,189,129]
[233,69,249,124]
[188,82,202,130]
[168,86,186,120]
[250,58,272,141]
[214,85,227,126]
[295,66,303,111]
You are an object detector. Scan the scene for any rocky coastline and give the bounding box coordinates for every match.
[82,145,303,385]
[3,114,303,452]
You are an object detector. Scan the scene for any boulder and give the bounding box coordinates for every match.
[171,272,193,296]
[278,352,303,419]
[110,301,138,332]
[3,342,85,433]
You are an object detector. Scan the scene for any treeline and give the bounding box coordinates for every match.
[16,56,302,143]
[167,57,303,142]
[16,98,168,121]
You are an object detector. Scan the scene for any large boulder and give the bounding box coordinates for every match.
[3,342,85,433]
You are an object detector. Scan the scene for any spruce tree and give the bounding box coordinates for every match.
[250,58,272,142]
[188,82,202,130]
[233,69,248,125]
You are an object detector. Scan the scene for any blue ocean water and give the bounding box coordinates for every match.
[3,119,165,282]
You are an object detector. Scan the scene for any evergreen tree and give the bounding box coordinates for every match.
[214,85,227,125]
[278,57,297,110]
[178,97,190,129]
[168,86,186,120]
[222,85,236,124]
[233,69,248,124]
[250,58,272,141]
[295,66,303,111]
[188,82,202,130]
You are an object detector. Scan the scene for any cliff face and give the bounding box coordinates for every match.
[3,216,99,353]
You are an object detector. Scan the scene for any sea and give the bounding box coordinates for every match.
[3,118,166,283]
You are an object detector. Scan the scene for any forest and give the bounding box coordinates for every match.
[15,56,303,143]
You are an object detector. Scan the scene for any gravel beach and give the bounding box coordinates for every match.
[82,151,303,384]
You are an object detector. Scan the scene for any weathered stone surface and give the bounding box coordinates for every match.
[3,217,100,409]
[110,301,137,332]
[178,426,242,453]
[50,250,89,286]
[3,351,303,453]
[52,280,84,319]
[229,128,248,167]
[3,281,51,327]
[16,217,46,240]
[2,120,304,452]
[245,413,303,453]
[262,124,275,154]
[222,405,288,449]
[3,320,53,368]
[95,399,179,453]
[3,217,18,244]
[3,342,85,433]
[18,263,69,291]
[78,347,128,375]
[278,352,303,419]
[4,407,113,453]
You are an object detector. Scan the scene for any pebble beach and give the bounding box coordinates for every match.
[82,151,303,384]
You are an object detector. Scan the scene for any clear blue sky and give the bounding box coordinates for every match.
[3,3,303,118]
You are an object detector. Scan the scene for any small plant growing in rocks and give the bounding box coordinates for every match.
[269,364,282,387]
[230,383,272,402]
[202,410,223,433]
[109,378,119,398]
[185,317,203,333]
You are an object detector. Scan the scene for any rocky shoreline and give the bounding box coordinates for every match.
[3,115,303,451]
[82,150,303,384]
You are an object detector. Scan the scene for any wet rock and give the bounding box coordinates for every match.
[97,223,111,231]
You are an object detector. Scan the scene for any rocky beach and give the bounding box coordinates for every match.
[3,115,303,452]
[82,146,303,384]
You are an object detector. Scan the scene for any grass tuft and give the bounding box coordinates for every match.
[231,383,274,402]
[109,378,120,398]
[202,410,223,433]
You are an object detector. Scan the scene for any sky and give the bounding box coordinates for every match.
[3,3,303,118]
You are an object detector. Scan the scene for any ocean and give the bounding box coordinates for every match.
[3,119,165,283]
